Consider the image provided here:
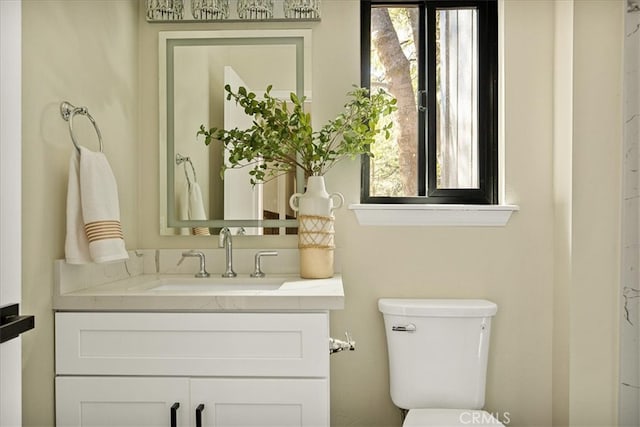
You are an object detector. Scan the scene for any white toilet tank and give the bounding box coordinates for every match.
[379,299,497,411]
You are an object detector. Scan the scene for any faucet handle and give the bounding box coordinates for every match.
[250,251,278,278]
[177,250,195,266]
[178,250,210,278]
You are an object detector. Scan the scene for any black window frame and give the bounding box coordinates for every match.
[361,0,498,204]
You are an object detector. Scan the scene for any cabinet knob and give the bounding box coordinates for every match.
[195,403,205,427]
[170,402,180,427]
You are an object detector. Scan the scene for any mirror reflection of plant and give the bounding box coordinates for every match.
[197,84,397,183]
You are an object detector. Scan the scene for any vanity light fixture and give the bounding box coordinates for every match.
[237,0,274,19]
[192,0,229,19]
[283,0,320,19]
[146,0,185,20]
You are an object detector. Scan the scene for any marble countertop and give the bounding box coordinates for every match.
[54,272,344,312]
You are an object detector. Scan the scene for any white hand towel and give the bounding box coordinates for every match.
[189,182,210,236]
[65,146,128,264]
[79,147,128,263]
[64,150,91,264]
[177,182,190,236]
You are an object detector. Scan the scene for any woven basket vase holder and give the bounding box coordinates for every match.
[289,176,343,279]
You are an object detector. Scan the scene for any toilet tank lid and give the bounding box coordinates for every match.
[378,299,497,317]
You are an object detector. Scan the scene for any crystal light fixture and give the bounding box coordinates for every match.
[192,0,229,19]
[283,0,320,19]
[237,0,274,20]
[146,0,184,20]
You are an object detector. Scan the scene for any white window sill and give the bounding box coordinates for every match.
[348,204,519,227]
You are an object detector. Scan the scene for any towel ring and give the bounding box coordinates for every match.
[176,153,198,184]
[60,101,104,153]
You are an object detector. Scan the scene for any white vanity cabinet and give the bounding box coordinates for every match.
[55,312,330,427]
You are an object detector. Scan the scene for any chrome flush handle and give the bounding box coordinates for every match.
[392,324,416,333]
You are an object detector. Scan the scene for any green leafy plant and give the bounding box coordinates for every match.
[197,84,397,183]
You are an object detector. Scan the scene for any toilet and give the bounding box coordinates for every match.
[378,299,504,427]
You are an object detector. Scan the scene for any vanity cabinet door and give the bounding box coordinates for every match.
[190,378,329,427]
[56,377,190,427]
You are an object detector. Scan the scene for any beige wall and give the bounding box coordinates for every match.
[21,1,139,425]
[553,0,573,424]
[552,2,623,425]
[569,1,622,424]
[20,0,623,426]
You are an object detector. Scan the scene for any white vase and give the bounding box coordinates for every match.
[289,176,344,278]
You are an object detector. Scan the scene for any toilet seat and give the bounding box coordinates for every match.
[403,409,505,427]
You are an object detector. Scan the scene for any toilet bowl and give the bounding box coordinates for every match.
[378,299,503,427]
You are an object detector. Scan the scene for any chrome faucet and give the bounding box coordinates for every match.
[218,227,236,278]
[178,250,210,278]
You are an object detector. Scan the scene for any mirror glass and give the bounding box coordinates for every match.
[159,30,311,236]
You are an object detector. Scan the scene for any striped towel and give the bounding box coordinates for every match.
[65,147,128,264]
[188,182,210,236]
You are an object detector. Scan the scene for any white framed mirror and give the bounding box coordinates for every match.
[159,29,311,236]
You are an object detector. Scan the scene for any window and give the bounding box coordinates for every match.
[361,0,498,204]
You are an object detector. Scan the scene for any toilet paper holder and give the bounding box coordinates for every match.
[329,332,356,354]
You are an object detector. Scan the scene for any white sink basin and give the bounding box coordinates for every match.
[148,276,286,292]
